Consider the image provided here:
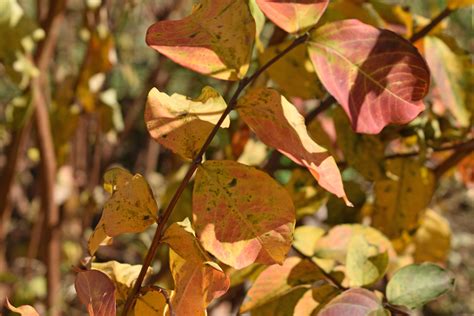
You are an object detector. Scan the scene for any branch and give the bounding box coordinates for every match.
[121,33,310,316]
[304,95,335,125]
[409,7,453,43]
[434,138,474,178]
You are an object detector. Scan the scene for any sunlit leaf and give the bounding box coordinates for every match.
[414,209,451,263]
[135,289,170,316]
[318,288,388,316]
[387,263,454,309]
[346,235,389,287]
[259,40,324,99]
[424,36,471,127]
[256,0,329,34]
[145,86,229,159]
[88,168,157,255]
[75,270,116,316]
[293,225,325,257]
[372,158,435,239]
[91,261,153,302]
[308,19,430,134]
[240,257,322,313]
[162,219,230,315]
[193,160,295,269]
[315,224,395,263]
[238,88,350,204]
[5,298,39,316]
[294,289,319,316]
[146,0,255,80]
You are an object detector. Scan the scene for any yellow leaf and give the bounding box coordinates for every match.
[146,0,255,80]
[293,226,326,257]
[448,0,474,9]
[88,168,157,255]
[294,289,319,316]
[92,260,153,302]
[145,87,229,160]
[259,41,324,99]
[135,289,171,316]
[414,209,451,263]
[163,219,229,316]
[5,299,39,316]
[372,158,435,239]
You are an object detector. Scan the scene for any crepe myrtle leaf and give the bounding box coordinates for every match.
[256,0,329,34]
[146,0,255,80]
[308,19,430,134]
[75,269,116,316]
[238,88,350,205]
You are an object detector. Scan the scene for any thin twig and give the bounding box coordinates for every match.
[304,95,335,125]
[410,7,453,43]
[434,138,474,178]
[121,33,310,316]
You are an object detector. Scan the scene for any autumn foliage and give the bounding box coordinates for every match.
[1,0,473,315]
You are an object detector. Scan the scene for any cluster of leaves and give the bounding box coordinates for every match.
[1,0,473,315]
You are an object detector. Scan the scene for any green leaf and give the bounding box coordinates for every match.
[386,263,455,309]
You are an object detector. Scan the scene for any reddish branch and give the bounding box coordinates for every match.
[121,33,310,315]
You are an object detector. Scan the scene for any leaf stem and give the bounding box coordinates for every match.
[121,33,310,316]
[409,7,453,43]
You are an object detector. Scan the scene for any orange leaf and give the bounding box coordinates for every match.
[146,0,255,80]
[237,88,350,205]
[193,160,295,269]
[74,270,116,316]
[5,299,39,316]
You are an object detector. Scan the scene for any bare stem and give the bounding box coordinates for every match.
[121,33,310,315]
[410,7,452,43]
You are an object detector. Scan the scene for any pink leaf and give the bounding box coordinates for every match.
[256,0,329,34]
[308,19,430,134]
[75,270,116,316]
[319,288,387,316]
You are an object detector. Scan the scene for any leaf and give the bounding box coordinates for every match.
[448,0,474,9]
[240,257,319,313]
[91,261,153,302]
[162,219,230,316]
[308,19,430,134]
[315,224,395,264]
[293,225,325,257]
[372,158,435,239]
[74,270,116,316]
[256,0,329,34]
[193,160,295,269]
[346,235,389,287]
[259,40,324,99]
[146,0,255,80]
[294,289,319,316]
[424,36,471,127]
[135,289,170,316]
[88,168,157,255]
[333,108,385,180]
[145,87,230,159]
[386,263,455,309]
[5,299,39,316]
[326,181,366,225]
[318,288,388,316]
[238,88,350,204]
[414,210,451,263]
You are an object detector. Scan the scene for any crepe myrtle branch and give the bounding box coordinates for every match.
[121,32,311,315]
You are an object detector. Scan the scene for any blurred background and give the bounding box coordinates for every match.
[0,0,472,315]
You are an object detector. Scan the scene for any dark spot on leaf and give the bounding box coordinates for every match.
[228,178,237,187]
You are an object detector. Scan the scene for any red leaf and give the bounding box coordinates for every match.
[75,270,116,316]
[256,0,329,34]
[238,88,350,205]
[308,19,430,134]
[146,0,255,81]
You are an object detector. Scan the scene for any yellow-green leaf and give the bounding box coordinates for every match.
[146,0,255,80]
[293,226,325,257]
[346,235,389,287]
[372,158,435,239]
[145,87,229,160]
[135,289,170,316]
[193,160,295,269]
[88,168,157,255]
[162,219,230,316]
[414,209,451,263]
